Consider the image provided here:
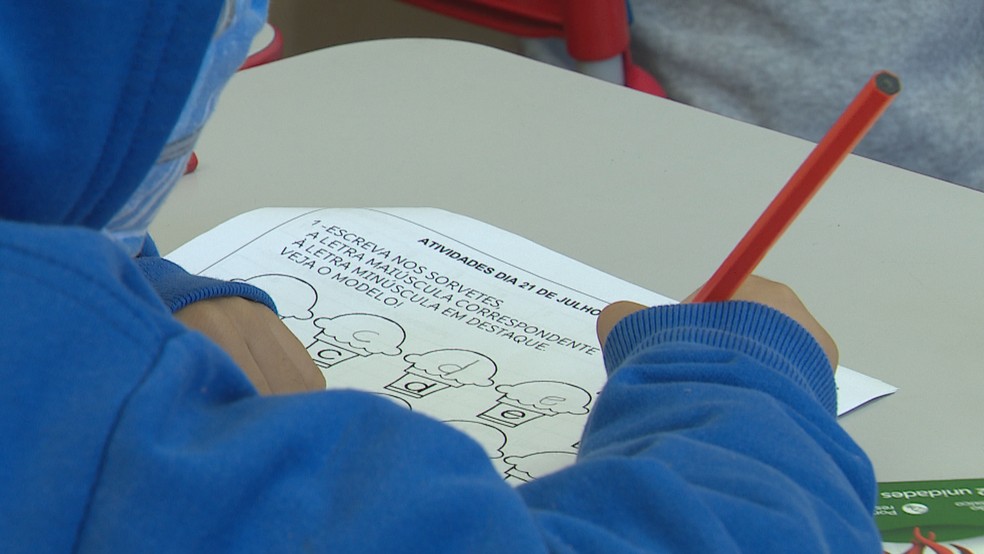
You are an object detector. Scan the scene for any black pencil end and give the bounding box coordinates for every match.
[875,72,901,95]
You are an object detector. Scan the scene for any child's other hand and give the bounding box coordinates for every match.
[175,296,326,395]
[596,275,838,371]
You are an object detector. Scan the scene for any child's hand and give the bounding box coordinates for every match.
[596,275,838,370]
[175,296,326,394]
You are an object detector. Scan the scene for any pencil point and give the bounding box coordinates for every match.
[875,72,901,95]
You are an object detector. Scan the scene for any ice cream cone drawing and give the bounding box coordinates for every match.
[504,451,577,483]
[444,420,507,461]
[237,274,317,321]
[386,349,497,399]
[375,393,413,411]
[307,313,405,369]
[478,381,591,428]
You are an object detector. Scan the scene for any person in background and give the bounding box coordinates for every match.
[525,0,984,191]
[0,0,881,551]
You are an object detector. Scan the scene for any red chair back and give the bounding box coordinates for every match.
[401,0,665,96]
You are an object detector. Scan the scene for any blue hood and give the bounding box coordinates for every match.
[0,1,225,227]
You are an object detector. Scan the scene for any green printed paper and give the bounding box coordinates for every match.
[878,478,984,553]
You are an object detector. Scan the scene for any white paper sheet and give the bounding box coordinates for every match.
[169,207,896,480]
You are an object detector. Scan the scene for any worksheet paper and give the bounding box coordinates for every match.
[168,207,897,482]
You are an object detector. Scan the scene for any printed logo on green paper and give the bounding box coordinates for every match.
[877,478,984,553]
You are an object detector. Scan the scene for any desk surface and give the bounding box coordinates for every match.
[153,38,984,482]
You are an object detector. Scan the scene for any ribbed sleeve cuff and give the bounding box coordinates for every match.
[603,301,837,414]
[134,255,277,314]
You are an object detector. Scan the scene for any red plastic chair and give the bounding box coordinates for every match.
[241,22,284,70]
[400,0,666,96]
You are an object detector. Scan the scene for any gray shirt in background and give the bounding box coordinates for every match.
[524,1,984,191]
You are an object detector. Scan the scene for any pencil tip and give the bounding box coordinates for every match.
[875,72,901,95]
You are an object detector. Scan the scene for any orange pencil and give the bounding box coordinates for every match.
[693,71,901,303]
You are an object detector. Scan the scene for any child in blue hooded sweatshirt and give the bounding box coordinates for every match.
[0,0,882,552]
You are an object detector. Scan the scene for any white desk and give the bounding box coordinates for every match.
[153,39,984,482]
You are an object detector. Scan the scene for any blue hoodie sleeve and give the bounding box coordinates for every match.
[72,297,880,552]
[514,301,880,552]
[134,236,277,313]
[5,223,876,551]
